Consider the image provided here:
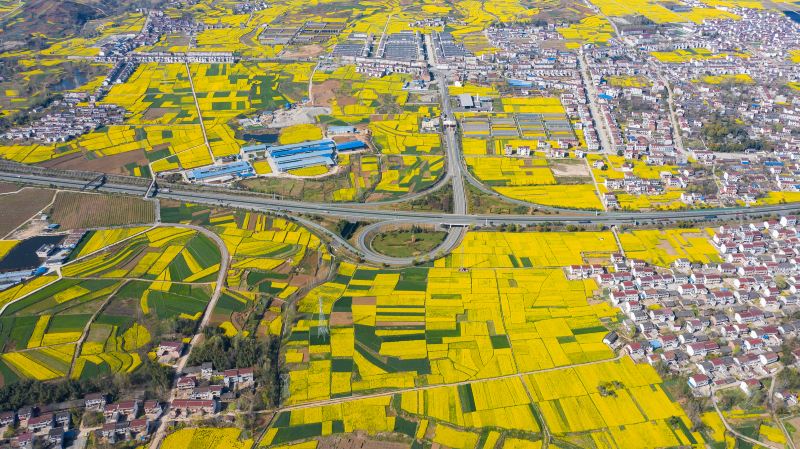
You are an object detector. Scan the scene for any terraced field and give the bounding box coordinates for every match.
[0,225,221,383]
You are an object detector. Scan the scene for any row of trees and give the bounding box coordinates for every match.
[0,359,173,412]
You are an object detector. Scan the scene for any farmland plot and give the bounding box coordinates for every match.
[48,191,155,229]
[0,225,221,384]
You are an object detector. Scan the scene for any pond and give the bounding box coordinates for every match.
[242,133,279,144]
[52,72,89,92]
[0,235,64,272]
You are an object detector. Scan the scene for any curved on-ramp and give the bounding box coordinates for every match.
[354,220,466,265]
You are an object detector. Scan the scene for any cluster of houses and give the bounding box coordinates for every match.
[93,395,162,444]
[96,9,216,60]
[584,45,679,157]
[485,25,603,153]
[439,12,800,211]
[0,406,72,449]
[622,9,800,158]
[578,216,800,404]
[169,364,255,418]
[0,359,258,447]
[0,395,160,447]
[3,100,125,144]
[0,393,156,448]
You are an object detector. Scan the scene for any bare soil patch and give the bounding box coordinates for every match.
[550,160,590,178]
[312,79,341,106]
[352,297,376,306]
[0,188,55,236]
[289,273,314,287]
[142,107,180,121]
[282,44,326,59]
[338,95,358,106]
[40,149,149,175]
[329,311,353,326]
[656,240,678,256]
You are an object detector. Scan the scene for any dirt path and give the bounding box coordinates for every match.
[184,61,214,164]
[66,280,130,378]
[277,354,623,412]
[585,158,606,212]
[712,393,781,449]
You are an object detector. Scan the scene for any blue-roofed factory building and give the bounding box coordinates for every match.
[187,160,255,182]
[267,139,336,172]
[335,140,366,151]
[241,138,367,173]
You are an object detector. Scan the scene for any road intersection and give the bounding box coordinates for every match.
[2,169,800,266]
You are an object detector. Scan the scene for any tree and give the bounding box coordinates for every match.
[187,334,271,374]
[82,411,105,427]
[717,390,745,411]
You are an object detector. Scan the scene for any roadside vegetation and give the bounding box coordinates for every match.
[370,226,448,258]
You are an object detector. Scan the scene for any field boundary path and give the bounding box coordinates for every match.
[586,158,606,212]
[277,354,623,413]
[1,188,57,239]
[240,354,626,449]
[184,61,215,164]
[66,280,130,378]
[611,226,625,257]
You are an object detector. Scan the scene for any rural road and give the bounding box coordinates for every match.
[148,222,230,449]
[711,392,782,449]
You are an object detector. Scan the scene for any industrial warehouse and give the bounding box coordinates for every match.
[242,138,366,172]
[185,138,367,183]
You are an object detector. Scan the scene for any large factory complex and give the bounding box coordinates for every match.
[185,138,366,183]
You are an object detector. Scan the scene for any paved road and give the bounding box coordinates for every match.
[434,71,467,216]
[427,72,572,214]
[578,50,614,154]
[4,172,799,226]
[354,219,466,265]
